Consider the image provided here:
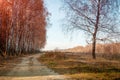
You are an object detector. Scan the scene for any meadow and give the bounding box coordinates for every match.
[38,52,120,80]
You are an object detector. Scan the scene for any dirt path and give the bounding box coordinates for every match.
[0,54,68,80]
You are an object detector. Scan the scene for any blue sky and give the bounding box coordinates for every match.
[44,0,86,50]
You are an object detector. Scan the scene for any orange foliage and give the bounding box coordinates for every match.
[0,0,48,56]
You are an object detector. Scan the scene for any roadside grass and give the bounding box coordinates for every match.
[0,53,31,76]
[0,56,22,76]
[38,52,120,80]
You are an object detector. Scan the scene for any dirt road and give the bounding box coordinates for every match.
[0,54,68,80]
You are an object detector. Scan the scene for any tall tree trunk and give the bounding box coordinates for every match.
[92,35,96,59]
[92,0,100,59]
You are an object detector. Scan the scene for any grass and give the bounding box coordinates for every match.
[66,73,120,80]
[38,52,120,80]
[0,55,23,76]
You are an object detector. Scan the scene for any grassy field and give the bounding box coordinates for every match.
[38,52,120,80]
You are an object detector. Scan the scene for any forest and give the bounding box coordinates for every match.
[0,0,47,58]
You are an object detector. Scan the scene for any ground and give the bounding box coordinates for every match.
[0,52,120,80]
[0,54,68,80]
[38,52,120,80]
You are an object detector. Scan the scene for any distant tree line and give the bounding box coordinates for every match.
[0,0,47,57]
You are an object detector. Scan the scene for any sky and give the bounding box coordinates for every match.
[43,0,86,50]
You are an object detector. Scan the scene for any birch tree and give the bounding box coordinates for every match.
[0,0,47,57]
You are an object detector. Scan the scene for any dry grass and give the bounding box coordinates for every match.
[38,52,120,80]
[66,73,120,80]
[0,56,22,76]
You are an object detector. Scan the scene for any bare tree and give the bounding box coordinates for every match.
[63,0,120,59]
